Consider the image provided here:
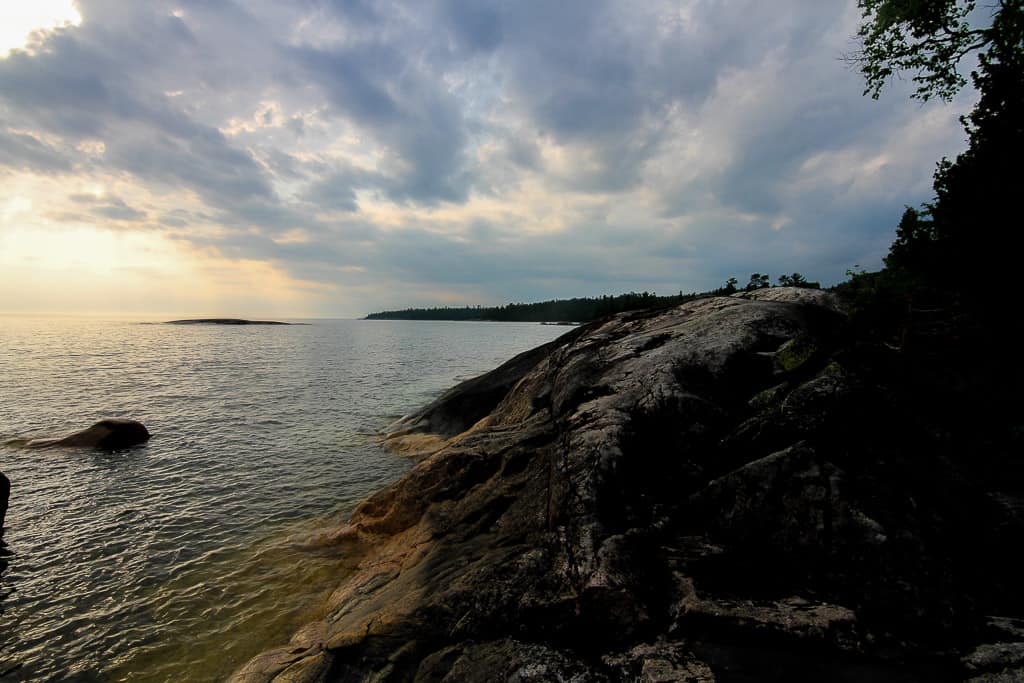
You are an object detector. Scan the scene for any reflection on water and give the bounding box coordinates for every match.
[0,317,566,681]
[108,510,357,683]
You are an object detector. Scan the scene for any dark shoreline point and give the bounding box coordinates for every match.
[164,318,294,325]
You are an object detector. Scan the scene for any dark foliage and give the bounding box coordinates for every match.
[833,4,1024,554]
[777,272,820,288]
[366,290,711,322]
[366,274,822,322]
[926,5,1024,316]
[744,273,771,291]
[853,0,993,102]
[843,0,1024,340]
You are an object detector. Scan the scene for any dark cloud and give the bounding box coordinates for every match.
[0,6,277,215]
[440,0,503,54]
[317,0,380,26]
[65,193,147,221]
[0,129,74,173]
[290,45,401,124]
[288,39,471,204]
[302,166,365,212]
[94,203,146,221]
[159,210,192,228]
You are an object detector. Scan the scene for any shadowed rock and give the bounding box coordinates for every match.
[230,288,1024,682]
[12,418,150,450]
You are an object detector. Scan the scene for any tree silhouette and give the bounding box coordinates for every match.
[885,207,937,272]
[745,273,771,291]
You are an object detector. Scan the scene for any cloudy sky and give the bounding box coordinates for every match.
[0,0,975,317]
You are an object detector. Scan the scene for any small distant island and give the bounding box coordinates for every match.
[164,318,293,325]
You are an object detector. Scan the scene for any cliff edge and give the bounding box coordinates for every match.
[231,288,1024,682]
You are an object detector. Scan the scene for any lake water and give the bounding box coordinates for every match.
[0,317,567,682]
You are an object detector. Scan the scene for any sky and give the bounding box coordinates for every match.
[0,0,977,318]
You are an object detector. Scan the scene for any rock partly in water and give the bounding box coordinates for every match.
[231,287,1024,682]
[12,418,150,450]
[383,328,588,455]
[1,471,8,575]
[0,471,9,540]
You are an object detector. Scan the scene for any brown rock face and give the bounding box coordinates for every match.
[231,289,1024,682]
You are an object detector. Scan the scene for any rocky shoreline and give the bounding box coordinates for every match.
[231,288,1024,682]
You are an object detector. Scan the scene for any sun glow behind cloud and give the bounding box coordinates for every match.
[0,164,332,316]
[0,222,328,318]
[0,0,81,56]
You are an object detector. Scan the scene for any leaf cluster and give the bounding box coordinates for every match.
[854,0,994,101]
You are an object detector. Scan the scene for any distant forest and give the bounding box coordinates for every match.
[365,273,820,322]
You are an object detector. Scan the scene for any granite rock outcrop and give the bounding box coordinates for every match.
[232,288,1024,682]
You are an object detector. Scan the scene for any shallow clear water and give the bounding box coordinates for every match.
[0,316,566,682]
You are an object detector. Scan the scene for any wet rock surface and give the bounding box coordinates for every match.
[231,288,1024,682]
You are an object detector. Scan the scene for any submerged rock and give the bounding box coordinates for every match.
[232,288,1024,681]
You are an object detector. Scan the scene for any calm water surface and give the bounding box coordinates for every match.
[0,317,567,682]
